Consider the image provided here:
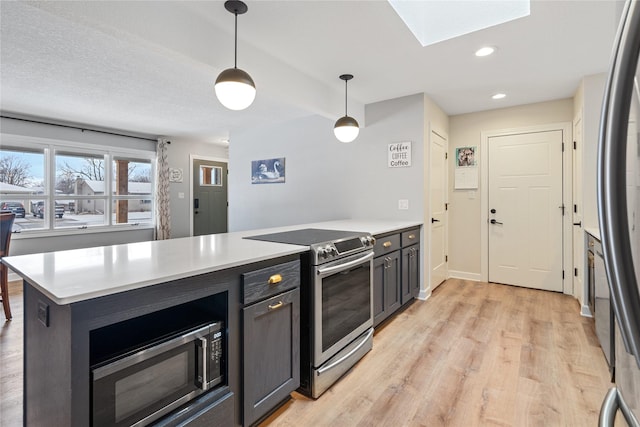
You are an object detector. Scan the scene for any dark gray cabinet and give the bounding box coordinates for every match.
[373,242,401,327]
[373,227,421,327]
[242,260,300,426]
[401,228,421,304]
[22,253,302,427]
[402,244,420,303]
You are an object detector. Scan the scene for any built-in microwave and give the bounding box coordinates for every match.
[91,321,224,427]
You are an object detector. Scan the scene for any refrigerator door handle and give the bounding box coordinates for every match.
[598,0,640,368]
[598,388,619,427]
[598,387,640,427]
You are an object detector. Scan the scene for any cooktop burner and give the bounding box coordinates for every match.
[244,228,360,246]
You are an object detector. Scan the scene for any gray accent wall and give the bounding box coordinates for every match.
[228,94,429,232]
[343,94,426,221]
[228,115,351,231]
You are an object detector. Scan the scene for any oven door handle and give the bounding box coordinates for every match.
[316,252,374,277]
[317,328,374,374]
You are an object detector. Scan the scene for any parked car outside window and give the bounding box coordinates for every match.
[0,201,26,218]
[33,201,64,219]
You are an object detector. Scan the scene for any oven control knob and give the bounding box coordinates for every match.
[317,248,327,258]
[361,236,373,246]
[368,236,376,245]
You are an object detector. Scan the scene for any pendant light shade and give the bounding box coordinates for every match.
[215,1,256,111]
[334,115,359,143]
[334,74,359,143]
[215,68,256,111]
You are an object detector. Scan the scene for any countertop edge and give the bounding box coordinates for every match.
[5,219,423,305]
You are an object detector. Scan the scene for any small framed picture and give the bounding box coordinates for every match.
[455,146,476,167]
[169,168,183,182]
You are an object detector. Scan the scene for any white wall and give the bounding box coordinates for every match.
[579,73,607,230]
[448,99,574,276]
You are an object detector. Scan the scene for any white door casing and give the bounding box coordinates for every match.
[572,113,585,307]
[487,129,564,292]
[430,130,448,290]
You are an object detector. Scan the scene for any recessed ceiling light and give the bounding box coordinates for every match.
[492,93,506,100]
[475,46,496,57]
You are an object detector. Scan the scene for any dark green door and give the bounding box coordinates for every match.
[193,159,228,236]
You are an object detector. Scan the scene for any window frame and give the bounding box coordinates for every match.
[0,134,156,238]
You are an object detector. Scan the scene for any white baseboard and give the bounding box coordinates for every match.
[580,304,593,318]
[448,270,482,282]
[417,288,431,301]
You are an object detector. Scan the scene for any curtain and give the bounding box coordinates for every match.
[155,138,171,240]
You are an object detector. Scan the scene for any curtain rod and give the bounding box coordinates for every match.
[0,115,165,143]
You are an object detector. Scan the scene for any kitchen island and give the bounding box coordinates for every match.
[2,219,422,427]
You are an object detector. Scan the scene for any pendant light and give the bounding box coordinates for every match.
[334,74,359,143]
[215,1,256,111]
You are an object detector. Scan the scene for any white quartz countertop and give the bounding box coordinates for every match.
[3,219,422,305]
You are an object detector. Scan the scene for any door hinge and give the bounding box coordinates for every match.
[445,255,448,262]
[562,142,565,152]
[574,204,577,213]
[574,268,578,277]
[562,270,565,279]
[573,141,577,150]
[445,203,449,211]
[445,152,448,159]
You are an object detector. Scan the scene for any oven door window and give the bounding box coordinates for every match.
[92,342,198,427]
[322,262,371,352]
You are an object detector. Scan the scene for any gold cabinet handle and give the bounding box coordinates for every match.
[268,274,282,285]
[383,241,392,248]
[408,234,415,240]
[268,301,284,310]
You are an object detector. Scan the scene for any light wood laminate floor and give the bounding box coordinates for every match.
[0,279,613,426]
[261,279,614,427]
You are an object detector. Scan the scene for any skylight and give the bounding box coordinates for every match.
[388,0,530,47]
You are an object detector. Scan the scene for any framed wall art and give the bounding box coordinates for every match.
[251,157,285,184]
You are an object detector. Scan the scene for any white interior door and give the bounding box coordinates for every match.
[430,130,447,290]
[488,130,563,292]
[572,115,584,301]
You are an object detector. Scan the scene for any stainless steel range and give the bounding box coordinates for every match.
[245,228,375,398]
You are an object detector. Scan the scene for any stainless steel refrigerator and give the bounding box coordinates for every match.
[599,0,640,425]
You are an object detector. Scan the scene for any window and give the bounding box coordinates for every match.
[0,136,155,234]
[200,165,223,186]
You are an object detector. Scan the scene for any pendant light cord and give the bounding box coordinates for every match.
[344,79,348,117]
[234,12,238,69]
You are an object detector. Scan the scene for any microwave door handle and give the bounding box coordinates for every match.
[317,252,374,277]
[599,0,640,368]
[196,337,208,391]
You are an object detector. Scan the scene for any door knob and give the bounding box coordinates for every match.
[490,219,503,225]
[431,218,440,223]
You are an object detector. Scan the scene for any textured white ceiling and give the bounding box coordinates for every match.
[0,1,623,143]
